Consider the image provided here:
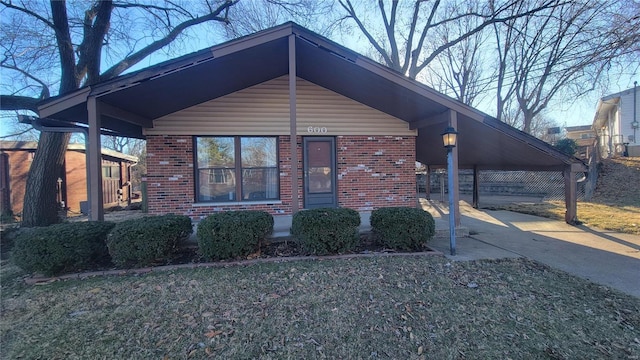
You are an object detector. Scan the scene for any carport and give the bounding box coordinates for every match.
[35,22,586,224]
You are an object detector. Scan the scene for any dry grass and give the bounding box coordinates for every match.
[2,256,639,359]
[488,201,639,235]
[487,157,640,234]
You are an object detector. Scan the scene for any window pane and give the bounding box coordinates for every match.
[242,168,279,200]
[197,169,236,201]
[308,167,332,193]
[241,137,276,167]
[197,137,235,168]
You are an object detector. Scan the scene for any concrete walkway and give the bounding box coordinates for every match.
[423,199,640,298]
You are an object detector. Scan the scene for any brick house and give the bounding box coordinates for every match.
[36,23,586,224]
[0,141,137,216]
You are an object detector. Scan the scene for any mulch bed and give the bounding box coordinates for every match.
[167,232,435,266]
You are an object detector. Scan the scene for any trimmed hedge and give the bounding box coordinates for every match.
[12,221,115,276]
[107,214,192,268]
[291,207,360,255]
[370,207,435,251]
[197,210,273,261]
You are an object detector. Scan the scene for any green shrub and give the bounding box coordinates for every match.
[107,214,192,268]
[197,211,273,261]
[370,207,435,251]
[12,222,115,276]
[291,207,360,255]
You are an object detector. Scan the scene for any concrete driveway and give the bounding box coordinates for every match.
[424,200,640,298]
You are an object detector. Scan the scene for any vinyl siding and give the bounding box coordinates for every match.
[145,76,416,136]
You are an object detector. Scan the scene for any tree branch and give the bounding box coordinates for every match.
[76,1,113,85]
[50,0,78,93]
[100,0,236,80]
[337,0,394,69]
[1,57,51,98]
[0,0,56,29]
[0,95,39,112]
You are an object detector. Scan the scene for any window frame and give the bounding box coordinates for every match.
[194,136,279,203]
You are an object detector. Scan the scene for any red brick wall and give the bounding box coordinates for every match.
[337,136,416,210]
[146,136,294,220]
[146,135,416,220]
[3,150,31,215]
[64,150,88,212]
[3,149,132,215]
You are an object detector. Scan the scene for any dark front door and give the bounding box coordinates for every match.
[303,137,337,209]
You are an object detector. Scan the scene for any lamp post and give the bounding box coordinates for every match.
[442,126,458,256]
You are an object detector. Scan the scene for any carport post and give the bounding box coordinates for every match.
[87,97,104,221]
[288,34,299,213]
[564,165,578,224]
[472,165,479,209]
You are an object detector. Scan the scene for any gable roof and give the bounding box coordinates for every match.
[38,22,584,172]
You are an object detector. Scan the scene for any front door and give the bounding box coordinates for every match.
[303,137,337,209]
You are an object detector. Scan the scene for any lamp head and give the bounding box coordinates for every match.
[441,126,458,148]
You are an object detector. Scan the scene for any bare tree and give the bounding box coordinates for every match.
[421,1,491,106]
[493,0,640,133]
[0,0,238,226]
[336,0,563,79]
[220,0,335,38]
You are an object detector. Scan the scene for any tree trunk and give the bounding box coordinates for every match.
[21,132,71,227]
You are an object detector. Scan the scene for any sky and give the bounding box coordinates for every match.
[1,5,638,138]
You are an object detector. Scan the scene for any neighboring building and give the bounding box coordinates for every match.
[565,125,596,160]
[0,141,138,216]
[593,84,640,157]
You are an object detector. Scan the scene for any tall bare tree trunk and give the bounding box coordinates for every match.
[21,132,71,226]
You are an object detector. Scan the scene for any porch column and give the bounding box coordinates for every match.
[472,165,479,209]
[564,165,578,224]
[288,34,299,213]
[449,110,461,226]
[425,166,431,200]
[87,97,104,221]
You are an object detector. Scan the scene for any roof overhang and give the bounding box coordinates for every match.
[593,97,620,130]
[38,22,585,172]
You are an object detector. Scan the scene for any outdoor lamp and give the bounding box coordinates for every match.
[442,126,458,148]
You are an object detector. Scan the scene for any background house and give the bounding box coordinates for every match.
[0,141,138,216]
[593,84,640,157]
[565,125,596,160]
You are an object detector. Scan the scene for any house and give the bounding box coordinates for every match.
[34,23,586,225]
[593,84,640,157]
[565,125,596,160]
[0,141,138,216]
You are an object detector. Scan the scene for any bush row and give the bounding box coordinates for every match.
[12,214,193,276]
[290,207,435,254]
[12,207,435,276]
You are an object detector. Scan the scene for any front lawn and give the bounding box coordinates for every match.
[2,256,638,359]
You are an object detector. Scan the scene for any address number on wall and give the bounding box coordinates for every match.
[307,126,328,133]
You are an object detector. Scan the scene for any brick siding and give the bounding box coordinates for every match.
[146,135,416,220]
